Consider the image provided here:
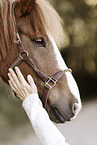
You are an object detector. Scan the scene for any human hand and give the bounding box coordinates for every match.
[8,67,37,101]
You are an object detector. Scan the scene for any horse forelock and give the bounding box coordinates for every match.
[0,0,17,81]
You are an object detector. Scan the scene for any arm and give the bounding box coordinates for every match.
[8,67,69,145]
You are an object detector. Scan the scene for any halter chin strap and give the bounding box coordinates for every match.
[10,33,72,108]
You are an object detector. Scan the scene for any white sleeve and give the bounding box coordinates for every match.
[22,94,69,145]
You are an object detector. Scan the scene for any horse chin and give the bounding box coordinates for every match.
[47,105,66,123]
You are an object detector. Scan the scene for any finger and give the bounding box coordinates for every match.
[16,94,23,101]
[15,67,28,86]
[8,80,18,93]
[8,80,22,97]
[27,75,37,93]
[27,75,35,87]
[8,68,21,87]
[20,89,27,100]
[9,68,31,92]
[9,80,25,101]
[8,73,19,90]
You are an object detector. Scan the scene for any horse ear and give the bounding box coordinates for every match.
[14,0,36,17]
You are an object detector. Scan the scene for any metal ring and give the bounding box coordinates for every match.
[64,68,72,73]
[19,51,29,60]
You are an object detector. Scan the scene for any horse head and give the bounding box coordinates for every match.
[0,0,82,123]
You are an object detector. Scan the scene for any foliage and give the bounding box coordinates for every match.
[50,0,97,77]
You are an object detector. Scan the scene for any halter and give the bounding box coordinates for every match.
[10,33,72,108]
[9,2,72,108]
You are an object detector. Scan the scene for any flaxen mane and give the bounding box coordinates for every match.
[0,0,64,62]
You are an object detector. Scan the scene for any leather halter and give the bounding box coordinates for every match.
[10,33,72,108]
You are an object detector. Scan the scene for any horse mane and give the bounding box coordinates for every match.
[0,0,64,62]
[0,0,16,62]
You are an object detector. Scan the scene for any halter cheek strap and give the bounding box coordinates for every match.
[10,33,72,108]
[43,71,64,108]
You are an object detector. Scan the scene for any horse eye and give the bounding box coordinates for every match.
[32,37,46,47]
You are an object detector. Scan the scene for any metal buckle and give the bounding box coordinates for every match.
[19,51,29,60]
[64,68,72,73]
[45,77,57,89]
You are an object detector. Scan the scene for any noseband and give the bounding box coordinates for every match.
[10,33,72,108]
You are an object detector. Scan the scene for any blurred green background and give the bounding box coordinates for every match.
[50,0,97,101]
[0,0,97,144]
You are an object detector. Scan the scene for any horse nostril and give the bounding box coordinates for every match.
[72,102,78,115]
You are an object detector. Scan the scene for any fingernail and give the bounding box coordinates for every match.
[8,68,11,71]
[15,66,18,69]
[27,75,30,78]
[8,73,10,76]
[15,66,19,71]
